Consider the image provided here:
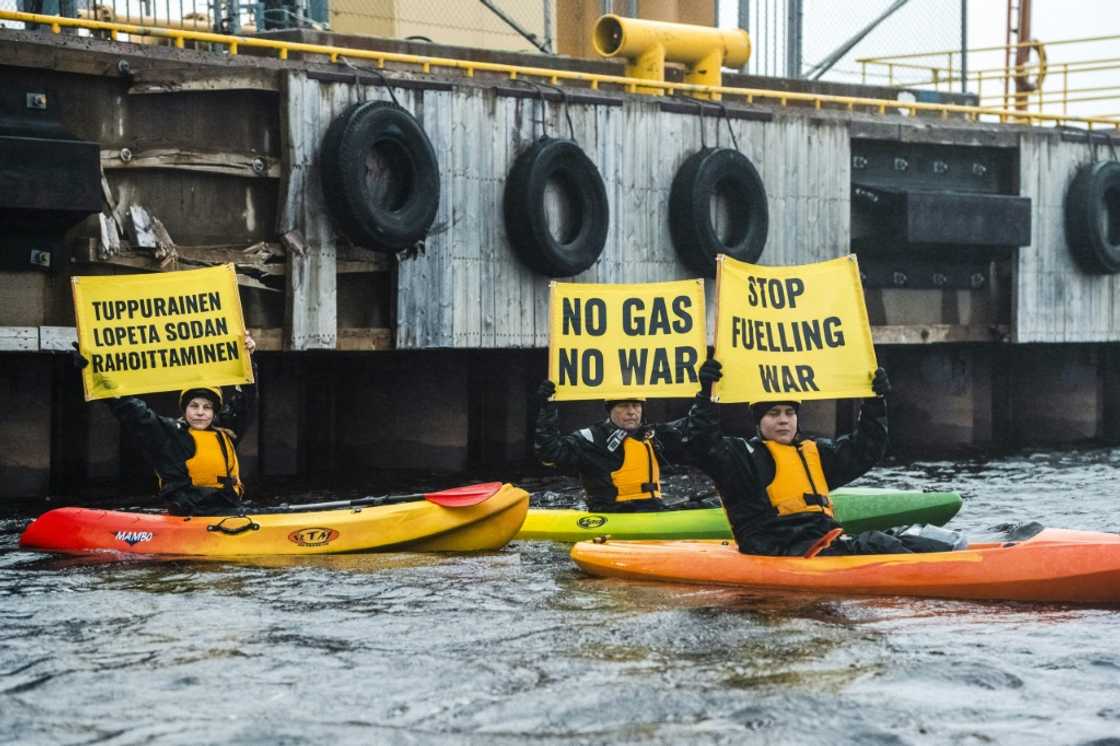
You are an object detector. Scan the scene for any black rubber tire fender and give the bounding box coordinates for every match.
[669,147,769,278]
[1064,160,1120,274]
[320,101,366,243]
[322,100,440,252]
[503,137,609,277]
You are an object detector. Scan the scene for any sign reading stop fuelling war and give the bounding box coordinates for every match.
[547,279,707,401]
[72,264,253,401]
[713,254,877,403]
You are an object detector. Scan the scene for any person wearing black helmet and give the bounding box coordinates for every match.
[533,380,697,513]
[78,334,258,516]
[686,358,912,556]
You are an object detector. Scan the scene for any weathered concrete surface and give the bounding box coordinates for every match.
[258,354,303,478]
[0,355,53,499]
[881,346,995,450]
[1006,345,1103,444]
[331,351,472,472]
[3,346,1119,500]
[1104,345,1120,443]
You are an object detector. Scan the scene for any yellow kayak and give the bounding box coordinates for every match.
[20,483,529,556]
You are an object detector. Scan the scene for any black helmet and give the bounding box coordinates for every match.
[179,386,223,412]
[604,397,646,412]
[749,400,800,421]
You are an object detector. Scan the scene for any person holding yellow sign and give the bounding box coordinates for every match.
[73,333,258,516]
[68,265,260,516]
[533,380,701,513]
[687,358,925,556]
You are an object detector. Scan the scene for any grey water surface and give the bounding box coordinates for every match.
[2,448,1120,745]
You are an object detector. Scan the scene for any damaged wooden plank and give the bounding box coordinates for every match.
[128,68,281,94]
[337,244,394,270]
[245,327,285,351]
[126,204,177,265]
[98,213,121,258]
[77,248,280,292]
[78,242,388,275]
[101,147,281,179]
[337,328,393,351]
[246,327,392,351]
[176,242,286,265]
[871,324,1010,345]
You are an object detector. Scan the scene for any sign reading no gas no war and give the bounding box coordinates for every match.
[72,264,253,401]
[548,279,707,401]
[713,254,878,403]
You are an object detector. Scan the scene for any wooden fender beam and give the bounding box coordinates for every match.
[101,147,281,179]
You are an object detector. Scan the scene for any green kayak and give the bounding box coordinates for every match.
[517,487,962,542]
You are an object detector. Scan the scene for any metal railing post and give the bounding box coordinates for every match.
[960,0,968,94]
[786,0,802,79]
[542,0,552,53]
[738,0,749,73]
[1063,63,1069,115]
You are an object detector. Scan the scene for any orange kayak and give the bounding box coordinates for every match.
[570,528,1120,604]
[20,483,529,556]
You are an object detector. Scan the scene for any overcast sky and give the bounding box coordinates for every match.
[720,0,1119,119]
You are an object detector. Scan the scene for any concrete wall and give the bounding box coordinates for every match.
[3,344,1119,500]
[0,355,53,499]
[882,346,995,450]
[1004,345,1106,444]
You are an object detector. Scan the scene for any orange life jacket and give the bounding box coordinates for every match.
[610,435,661,502]
[184,427,243,496]
[763,440,833,517]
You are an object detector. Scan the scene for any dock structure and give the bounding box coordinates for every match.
[1,12,1119,499]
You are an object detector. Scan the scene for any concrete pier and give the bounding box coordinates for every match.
[2,27,1119,502]
[4,343,1117,500]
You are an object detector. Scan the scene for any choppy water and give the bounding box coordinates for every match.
[3,448,1120,745]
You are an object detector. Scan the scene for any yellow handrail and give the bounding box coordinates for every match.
[856,33,1119,119]
[857,33,1120,63]
[2,10,1118,128]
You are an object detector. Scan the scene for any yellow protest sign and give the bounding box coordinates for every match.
[713,254,877,403]
[548,280,707,401]
[72,264,253,401]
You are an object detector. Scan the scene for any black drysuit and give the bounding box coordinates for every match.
[686,394,910,555]
[109,380,255,516]
[534,403,694,513]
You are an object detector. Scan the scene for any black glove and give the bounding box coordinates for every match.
[871,367,891,397]
[698,358,722,398]
[69,342,89,370]
[535,379,556,403]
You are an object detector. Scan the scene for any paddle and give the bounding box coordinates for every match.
[256,482,503,514]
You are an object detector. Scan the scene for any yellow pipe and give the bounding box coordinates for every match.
[592,14,750,100]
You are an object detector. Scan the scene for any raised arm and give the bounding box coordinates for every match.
[107,396,175,452]
[817,367,890,487]
[218,333,258,439]
[681,357,725,458]
[532,380,594,470]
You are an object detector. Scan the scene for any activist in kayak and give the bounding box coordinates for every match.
[73,333,257,516]
[533,380,706,513]
[689,359,945,556]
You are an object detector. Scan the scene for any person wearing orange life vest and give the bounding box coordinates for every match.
[533,380,698,513]
[687,358,915,556]
[100,333,257,516]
